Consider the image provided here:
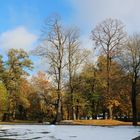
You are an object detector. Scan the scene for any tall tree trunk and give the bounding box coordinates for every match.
[76,99,79,120]
[66,104,70,120]
[55,92,62,123]
[91,101,95,119]
[71,92,76,120]
[131,80,137,125]
[76,106,79,120]
[12,108,16,120]
[102,109,106,119]
[72,106,76,120]
[107,52,112,119]
[68,50,76,120]
[55,55,63,123]
[107,53,110,97]
[108,105,113,120]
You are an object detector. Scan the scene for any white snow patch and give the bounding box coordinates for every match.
[0,125,139,140]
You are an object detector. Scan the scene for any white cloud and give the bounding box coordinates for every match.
[69,0,140,34]
[0,26,37,52]
[80,34,92,49]
[65,0,140,52]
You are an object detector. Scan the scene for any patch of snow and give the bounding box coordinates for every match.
[0,125,139,140]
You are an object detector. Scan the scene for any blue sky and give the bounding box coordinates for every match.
[0,0,140,74]
[0,0,73,74]
[0,0,72,32]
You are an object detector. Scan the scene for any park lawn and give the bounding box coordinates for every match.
[0,119,139,126]
[0,120,37,125]
[72,119,135,126]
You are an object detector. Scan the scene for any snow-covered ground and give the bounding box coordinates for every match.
[0,125,139,140]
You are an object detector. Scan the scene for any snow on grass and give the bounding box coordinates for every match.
[0,125,139,140]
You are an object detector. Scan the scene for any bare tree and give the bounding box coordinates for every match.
[66,28,90,120]
[91,18,126,119]
[121,34,140,125]
[33,16,68,123]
